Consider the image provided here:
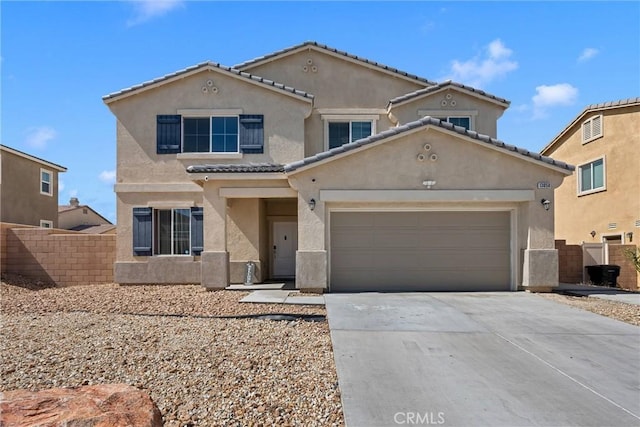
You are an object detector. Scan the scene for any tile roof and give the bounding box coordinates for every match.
[285,116,573,173]
[69,224,117,234]
[186,163,285,174]
[102,62,314,103]
[541,97,640,154]
[388,80,510,107]
[235,41,437,86]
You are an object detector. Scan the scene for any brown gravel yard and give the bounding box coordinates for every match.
[0,276,343,426]
[540,293,640,326]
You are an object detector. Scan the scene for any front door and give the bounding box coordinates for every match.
[273,222,297,278]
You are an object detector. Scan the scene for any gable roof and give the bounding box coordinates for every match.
[102,61,314,104]
[0,144,67,172]
[388,80,511,109]
[285,116,573,174]
[58,203,113,225]
[235,41,436,87]
[540,97,640,155]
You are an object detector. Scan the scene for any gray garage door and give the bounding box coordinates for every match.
[330,211,511,292]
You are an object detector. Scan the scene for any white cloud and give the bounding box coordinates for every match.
[578,47,599,62]
[446,39,518,87]
[24,126,57,149]
[532,83,579,119]
[69,189,78,198]
[59,180,65,192]
[127,0,184,26]
[99,170,117,184]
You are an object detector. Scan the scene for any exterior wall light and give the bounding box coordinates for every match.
[626,231,633,242]
[590,230,597,238]
[540,198,551,210]
[308,198,316,211]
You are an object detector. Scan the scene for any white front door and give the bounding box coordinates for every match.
[273,222,297,278]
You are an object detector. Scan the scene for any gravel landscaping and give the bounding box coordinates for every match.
[540,293,640,326]
[0,275,343,426]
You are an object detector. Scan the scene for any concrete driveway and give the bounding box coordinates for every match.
[325,293,640,427]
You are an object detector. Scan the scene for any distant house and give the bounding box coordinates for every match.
[0,144,66,228]
[58,197,115,234]
[103,41,572,292]
[540,98,639,249]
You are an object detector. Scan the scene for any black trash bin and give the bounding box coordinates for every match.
[585,265,621,287]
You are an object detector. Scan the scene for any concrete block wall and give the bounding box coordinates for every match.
[555,240,583,284]
[2,224,116,286]
[608,244,638,291]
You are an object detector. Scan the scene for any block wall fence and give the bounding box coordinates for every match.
[1,222,115,286]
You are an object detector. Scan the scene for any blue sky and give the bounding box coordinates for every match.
[2,1,639,224]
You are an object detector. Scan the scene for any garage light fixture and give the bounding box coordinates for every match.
[540,198,551,211]
[626,232,633,242]
[308,198,316,211]
[590,230,597,238]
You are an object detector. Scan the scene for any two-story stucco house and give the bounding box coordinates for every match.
[540,98,639,251]
[103,41,573,293]
[0,144,67,228]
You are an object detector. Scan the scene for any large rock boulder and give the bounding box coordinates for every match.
[0,383,163,426]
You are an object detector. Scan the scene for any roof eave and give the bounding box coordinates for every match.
[102,63,314,106]
[388,84,510,110]
[0,145,67,172]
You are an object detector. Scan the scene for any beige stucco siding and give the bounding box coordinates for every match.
[544,106,640,244]
[389,89,504,138]
[244,50,426,156]
[0,151,60,227]
[289,126,567,289]
[59,207,111,230]
[107,69,311,186]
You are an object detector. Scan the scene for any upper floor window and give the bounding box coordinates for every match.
[582,114,603,144]
[328,121,373,149]
[156,113,263,155]
[418,110,477,132]
[183,117,239,153]
[435,116,471,130]
[40,220,53,228]
[40,169,52,196]
[578,157,605,195]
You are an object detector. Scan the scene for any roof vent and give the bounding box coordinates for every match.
[608,223,617,230]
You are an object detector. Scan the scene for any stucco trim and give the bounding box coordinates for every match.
[177,108,243,116]
[115,183,203,193]
[177,153,244,161]
[219,187,297,198]
[320,189,535,203]
[316,108,387,115]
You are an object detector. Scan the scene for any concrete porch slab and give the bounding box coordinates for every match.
[227,283,285,291]
[239,290,325,305]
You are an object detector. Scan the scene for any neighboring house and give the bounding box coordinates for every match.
[103,41,572,292]
[0,144,66,228]
[540,98,640,250]
[58,197,116,234]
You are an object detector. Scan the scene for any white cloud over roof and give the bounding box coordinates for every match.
[446,39,518,88]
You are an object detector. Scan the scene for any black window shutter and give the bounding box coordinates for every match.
[190,207,204,256]
[132,207,153,256]
[239,114,264,154]
[157,115,181,154]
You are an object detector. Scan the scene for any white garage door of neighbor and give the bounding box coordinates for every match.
[330,211,511,292]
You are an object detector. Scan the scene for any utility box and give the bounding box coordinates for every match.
[585,265,621,287]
